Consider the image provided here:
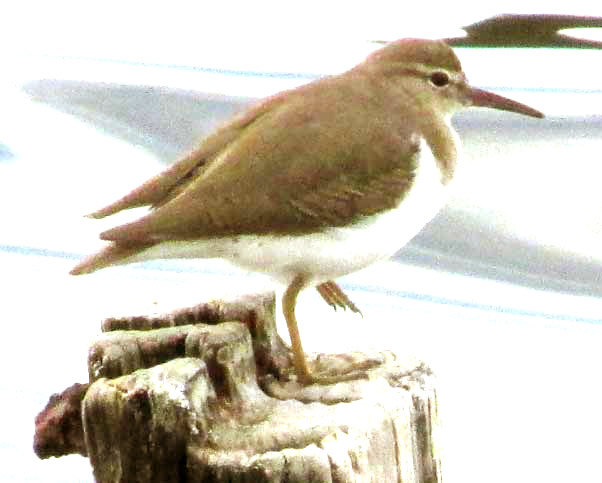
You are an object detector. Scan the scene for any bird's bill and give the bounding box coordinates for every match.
[468,87,544,118]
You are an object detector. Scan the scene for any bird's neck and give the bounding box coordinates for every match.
[419,114,459,185]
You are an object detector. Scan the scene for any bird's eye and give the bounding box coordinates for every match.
[429,71,450,87]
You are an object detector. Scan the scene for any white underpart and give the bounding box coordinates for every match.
[127,138,451,286]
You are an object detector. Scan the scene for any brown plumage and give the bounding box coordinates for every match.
[71,39,543,383]
[73,40,464,273]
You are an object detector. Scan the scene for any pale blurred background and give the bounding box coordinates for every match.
[1,1,601,482]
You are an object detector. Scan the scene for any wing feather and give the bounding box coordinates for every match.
[94,72,422,243]
[86,93,287,218]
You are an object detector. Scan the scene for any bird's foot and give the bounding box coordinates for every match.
[315,281,362,316]
[283,275,373,387]
[293,353,384,386]
[297,369,367,386]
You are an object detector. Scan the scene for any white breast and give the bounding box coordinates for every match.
[133,139,451,286]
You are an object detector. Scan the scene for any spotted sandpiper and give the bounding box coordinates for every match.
[71,39,543,384]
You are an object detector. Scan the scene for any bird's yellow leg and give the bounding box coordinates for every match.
[282,274,313,384]
[283,276,373,385]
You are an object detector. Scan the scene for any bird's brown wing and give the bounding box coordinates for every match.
[98,73,421,244]
[86,92,288,219]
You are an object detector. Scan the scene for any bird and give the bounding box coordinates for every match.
[70,38,543,385]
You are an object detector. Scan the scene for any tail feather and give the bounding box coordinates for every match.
[70,242,154,275]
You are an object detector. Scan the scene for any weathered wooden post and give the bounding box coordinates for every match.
[35,292,442,482]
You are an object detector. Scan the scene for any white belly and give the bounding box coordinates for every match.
[132,140,450,286]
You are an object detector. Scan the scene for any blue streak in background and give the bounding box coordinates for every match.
[4,243,601,325]
[23,54,602,95]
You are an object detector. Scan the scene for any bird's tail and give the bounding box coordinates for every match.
[70,241,154,275]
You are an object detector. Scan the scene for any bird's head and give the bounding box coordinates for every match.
[361,38,543,119]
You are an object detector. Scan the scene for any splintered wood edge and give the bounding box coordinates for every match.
[88,291,293,383]
[100,292,277,332]
[33,382,89,459]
